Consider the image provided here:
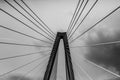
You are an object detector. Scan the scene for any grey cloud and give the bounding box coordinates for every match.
[6,75,33,80]
[85,28,120,74]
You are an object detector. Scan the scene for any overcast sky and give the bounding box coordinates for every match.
[0,0,120,80]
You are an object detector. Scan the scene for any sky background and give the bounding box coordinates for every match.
[0,0,120,80]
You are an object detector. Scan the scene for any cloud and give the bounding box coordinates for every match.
[85,26,120,74]
[107,77,120,80]
[6,74,33,80]
[5,74,45,80]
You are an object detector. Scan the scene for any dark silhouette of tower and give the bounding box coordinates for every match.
[43,32,75,80]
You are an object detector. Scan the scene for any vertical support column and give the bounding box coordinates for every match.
[63,33,75,80]
[43,33,61,80]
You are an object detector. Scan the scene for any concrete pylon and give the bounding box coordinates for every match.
[43,32,75,80]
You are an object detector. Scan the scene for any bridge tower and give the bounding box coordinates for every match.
[43,32,75,80]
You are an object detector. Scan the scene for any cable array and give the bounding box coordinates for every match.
[67,0,81,34]
[0,54,50,77]
[0,8,54,42]
[18,55,49,80]
[68,0,98,40]
[0,0,54,78]
[70,5,120,44]
[71,40,120,48]
[0,25,51,44]
[70,49,120,80]
[67,0,84,35]
[4,0,54,41]
[0,41,51,47]
[68,0,89,38]
[20,0,55,37]
[72,59,94,80]
[0,50,50,61]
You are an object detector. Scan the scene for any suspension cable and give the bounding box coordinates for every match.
[0,41,51,47]
[4,0,54,41]
[70,6,120,44]
[0,55,49,77]
[71,53,93,80]
[20,0,55,36]
[68,0,84,35]
[0,25,52,44]
[19,56,49,80]
[33,58,48,77]
[69,0,98,40]
[13,0,55,39]
[76,55,120,78]
[71,40,120,48]
[72,60,82,80]
[74,59,94,80]
[0,8,53,42]
[85,59,120,77]
[67,0,81,34]
[73,60,93,80]
[0,50,50,61]
[68,0,89,37]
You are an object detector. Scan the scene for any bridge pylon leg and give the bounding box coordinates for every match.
[63,33,75,80]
